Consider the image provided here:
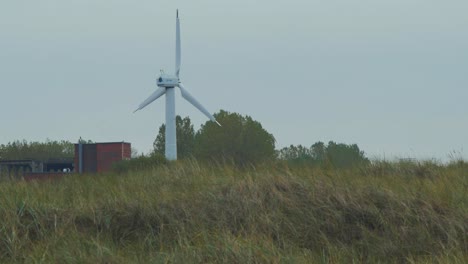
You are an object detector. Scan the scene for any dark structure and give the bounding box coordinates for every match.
[0,158,74,179]
[0,141,131,180]
[75,142,131,173]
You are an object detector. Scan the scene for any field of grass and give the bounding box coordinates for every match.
[0,160,467,263]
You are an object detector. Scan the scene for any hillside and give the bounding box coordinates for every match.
[0,160,467,263]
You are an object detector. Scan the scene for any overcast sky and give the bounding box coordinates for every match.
[1,0,467,161]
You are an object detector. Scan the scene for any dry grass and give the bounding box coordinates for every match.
[0,160,467,263]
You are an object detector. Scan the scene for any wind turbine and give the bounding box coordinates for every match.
[134,10,220,161]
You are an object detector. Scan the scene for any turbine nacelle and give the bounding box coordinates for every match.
[157,72,179,88]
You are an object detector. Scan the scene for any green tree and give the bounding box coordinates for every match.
[0,139,74,160]
[311,141,326,162]
[278,141,369,168]
[325,141,369,168]
[194,110,276,165]
[277,144,313,164]
[153,116,195,159]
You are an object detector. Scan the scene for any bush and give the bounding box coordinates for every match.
[278,141,370,168]
[112,153,167,173]
[195,110,276,165]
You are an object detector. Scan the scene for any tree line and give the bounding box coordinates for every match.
[152,110,276,165]
[150,110,368,167]
[0,110,369,168]
[277,141,369,168]
[0,140,74,161]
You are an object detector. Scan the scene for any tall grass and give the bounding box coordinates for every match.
[0,160,466,263]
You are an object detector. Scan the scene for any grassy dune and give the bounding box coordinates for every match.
[0,160,467,263]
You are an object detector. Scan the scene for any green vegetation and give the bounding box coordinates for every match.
[1,112,466,262]
[153,111,276,165]
[278,141,370,168]
[0,140,74,160]
[153,116,195,159]
[0,160,466,263]
[112,153,167,174]
[195,110,276,165]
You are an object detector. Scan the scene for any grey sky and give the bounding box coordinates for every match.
[1,0,467,161]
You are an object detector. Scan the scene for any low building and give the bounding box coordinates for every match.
[0,158,74,179]
[74,142,131,173]
[0,141,131,180]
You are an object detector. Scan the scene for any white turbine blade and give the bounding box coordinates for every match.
[178,83,221,126]
[134,87,166,113]
[175,9,181,77]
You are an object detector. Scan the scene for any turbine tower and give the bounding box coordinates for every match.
[134,10,220,160]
